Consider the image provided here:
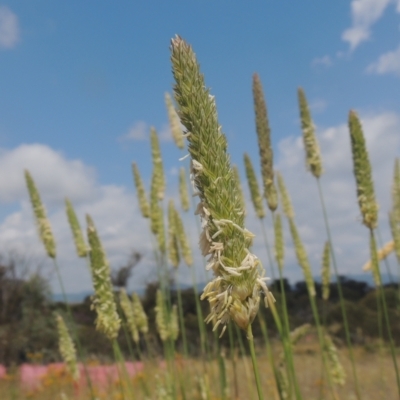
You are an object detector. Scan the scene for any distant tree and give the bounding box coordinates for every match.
[111,251,142,289]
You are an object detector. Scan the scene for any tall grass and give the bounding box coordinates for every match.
[10,35,400,400]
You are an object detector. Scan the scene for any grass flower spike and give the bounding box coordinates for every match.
[86,214,121,340]
[348,110,378,229]
[155,290,179,342]
[170,36,274,336]
[174,207,193,266]
[324,333,346,386]
[277,172,295,219]
[252,73,278,211]
[244,153,265,219]
[233,165,246,214]
[55,313,80,382]
[297,88,323,178]
[165,92,184,149]
[25,170,56,258]
[132,293,148,334]
[179,167,190,212]
[132,163,150,218]
[167,200,180,268]
[65,198,88,258]
[119,289,139,344]
[150,127,166,201]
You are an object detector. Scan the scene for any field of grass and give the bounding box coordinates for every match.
[1,342,399,399]
[2,35,400,400]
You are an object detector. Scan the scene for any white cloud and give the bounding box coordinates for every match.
[0,144,97,203]
[119,121,172,142]
[366,44,400,75]
[1,112,399,295]
[0,6,20,49]
[268,111,400,282]
[311,55,332,67]
[342,0,393,50]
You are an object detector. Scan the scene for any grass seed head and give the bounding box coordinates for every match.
[391,158,400,223]
[132,163,150,219]
[165,92,185,149]
[171,36,274,335]
[25,170,56,258]
[348,110,378,229]
[277,172,295,219]
[297,87,323,178]
[288,218,316,297]
[86,214,121,340]
[132,292,148,334]
[55,314,79,382]
[150,127,165,201]
[65,198,88,257]
[324,333,346,386]
[232,165,246,215]
[174,207,193,266]
[252,73,278,211]
[244,153,265,219]
[168,200,180,268]
[119,289,139,344]
[179,167,190,212]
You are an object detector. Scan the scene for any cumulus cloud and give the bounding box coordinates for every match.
[1,112,399,294]
[0,144,97,204]
[0,6,20,49]
[342,0,394,50]
[366,44,400,76]
[119,121,172,143]
[266,111,400,282]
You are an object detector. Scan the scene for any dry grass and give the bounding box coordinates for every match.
[0,343,398,400]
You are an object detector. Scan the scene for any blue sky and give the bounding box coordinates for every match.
[1,1,400,294]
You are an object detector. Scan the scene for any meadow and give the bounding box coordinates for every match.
[1,35,400,400]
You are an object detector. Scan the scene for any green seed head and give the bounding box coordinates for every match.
[297,88,323,178]
[132,292,148,334]
[132,163,150,219]
[25,170,56,258]
[288,218,316,297]
[232,165,246,215]
[174,207,193,266]
[55,314,79,382]
[324,333,346,386]
[252,73,277,211]
[86,214,121,340]
[119,289,139,344]
[168,200,180,268]
[179,167,190,212]
[171,36,274,335]
[165,92,185,149]
[289,323,311,345]
[150,127,165,201]
[277,172,295,219]
[65,198,88,258]
[391,158,400,223]
[348,110,378,229]
[244,153,265,219]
